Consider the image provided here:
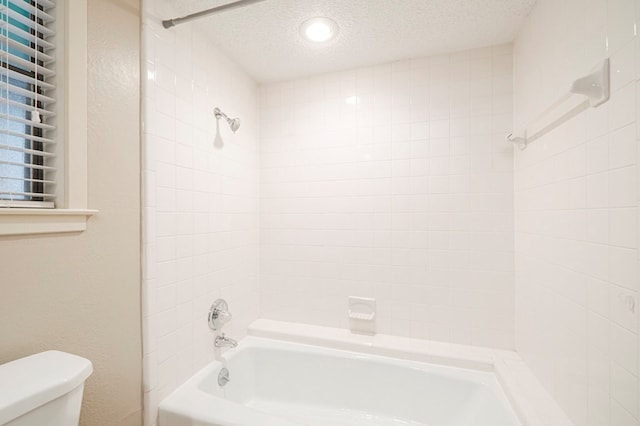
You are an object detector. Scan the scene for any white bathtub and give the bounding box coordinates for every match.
[159,336,521,426]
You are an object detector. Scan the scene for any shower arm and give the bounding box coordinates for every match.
[162,0,270,29]
[214,107,241,133]
[214,107,231,124]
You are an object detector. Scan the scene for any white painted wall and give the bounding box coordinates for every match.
[0,1,143,425]
[141,1,260,424]
[514,0,640,424]
[259,46,515,349]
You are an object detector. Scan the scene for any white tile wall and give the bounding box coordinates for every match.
[142,1,260,425]
[514,0,640,424]
[140,1,640,424]
[259,46,515,350]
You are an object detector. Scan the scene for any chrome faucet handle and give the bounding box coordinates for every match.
[208,299,232,331]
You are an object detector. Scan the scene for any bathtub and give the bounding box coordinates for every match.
[159,335,522,426]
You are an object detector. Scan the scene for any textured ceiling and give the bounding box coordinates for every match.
[165,0,536,83]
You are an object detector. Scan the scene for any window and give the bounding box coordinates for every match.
[0,0,94,235]
[1,0,55,208]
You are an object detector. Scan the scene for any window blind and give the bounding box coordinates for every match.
[0,0,56,208]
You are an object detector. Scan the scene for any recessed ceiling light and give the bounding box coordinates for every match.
[300,17,339,43]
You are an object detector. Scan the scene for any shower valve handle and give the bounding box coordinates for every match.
[208,299,232,330]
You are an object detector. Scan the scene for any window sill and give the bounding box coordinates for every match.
[0,209,98,236]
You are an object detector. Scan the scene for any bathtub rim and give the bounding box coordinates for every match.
[158,319,573,426]
[247,319,574,426]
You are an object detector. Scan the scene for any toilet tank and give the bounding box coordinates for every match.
[0,351,93,426]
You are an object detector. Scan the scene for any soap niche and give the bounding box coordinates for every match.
[348,296,376,335]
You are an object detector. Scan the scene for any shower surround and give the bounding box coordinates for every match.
[142,1,640,426]
[514,0,640,424]
[258,46,515,347]
[143,1,514,422]
[143,26,514,425]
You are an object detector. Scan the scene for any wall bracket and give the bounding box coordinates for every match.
[570,58,610,107]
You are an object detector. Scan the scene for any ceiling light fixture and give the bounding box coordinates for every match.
[300,17,339,43]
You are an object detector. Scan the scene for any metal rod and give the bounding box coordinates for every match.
[162,0,269,29]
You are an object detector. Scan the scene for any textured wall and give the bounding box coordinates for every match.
[259,46,515,349]
[141,1,260,425]
[0,0,142,425]
[514,0,640,424]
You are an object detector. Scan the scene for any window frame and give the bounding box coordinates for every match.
[0,0,96,236]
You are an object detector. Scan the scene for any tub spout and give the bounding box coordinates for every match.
[215,333,237,348]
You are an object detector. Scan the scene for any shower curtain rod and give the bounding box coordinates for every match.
[162,0,269,29]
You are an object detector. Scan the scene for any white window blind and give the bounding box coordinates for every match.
[0,0,56,208]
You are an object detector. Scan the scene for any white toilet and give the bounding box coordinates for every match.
[0,351,93,426]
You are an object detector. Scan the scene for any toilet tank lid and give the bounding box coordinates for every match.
[0,350,93,425]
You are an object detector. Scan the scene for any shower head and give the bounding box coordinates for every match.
[228,117,241,133]
[214,107,240,133]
